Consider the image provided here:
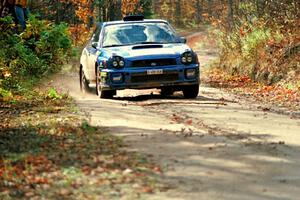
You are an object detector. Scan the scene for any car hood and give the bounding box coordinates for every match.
[104,44,192,59]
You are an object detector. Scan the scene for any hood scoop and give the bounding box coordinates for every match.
[132,44,163,50]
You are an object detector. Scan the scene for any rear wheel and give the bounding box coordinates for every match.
[96,67,115,99]
[182,84,199,99]
[79,66,90,93]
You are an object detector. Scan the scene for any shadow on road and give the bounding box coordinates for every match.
[108,125,300,200]
[82,86,233,104]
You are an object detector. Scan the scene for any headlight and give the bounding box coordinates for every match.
[119,60,125,67]
[181,51,195,65]
[187,55,193,63]
[111,56,125,69]
[112,61,118,67]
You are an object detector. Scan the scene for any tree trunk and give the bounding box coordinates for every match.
[175,0,182,27]
[227,0,234,30]
[208,0,213,17]
[256,0,265,18]
[55,0,60,23]
[152,0,158,14]
[196,0,203,25]
[98,0,102,21]
[115,0,122,20]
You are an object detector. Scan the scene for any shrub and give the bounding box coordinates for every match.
[241,27,271,60]
[0,16,73,96]
[210,1,299,83]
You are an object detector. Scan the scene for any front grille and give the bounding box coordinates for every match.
[132,59,177,68]
[131,73,178,83]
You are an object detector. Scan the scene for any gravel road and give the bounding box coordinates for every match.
[49,32,300,199]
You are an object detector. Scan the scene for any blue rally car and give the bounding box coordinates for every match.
[79,15,200,98]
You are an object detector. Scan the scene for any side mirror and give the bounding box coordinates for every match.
[92,42,99,49]
[179,37,187,44]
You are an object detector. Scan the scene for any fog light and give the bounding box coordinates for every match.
[186,69,196,78]
[112,73,123,82]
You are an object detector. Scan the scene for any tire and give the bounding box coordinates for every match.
[79,66,90,93]
[182,84,199,99]
[96,66,115,99]
[160,87,174,96]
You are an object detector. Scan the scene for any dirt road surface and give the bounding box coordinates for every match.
[49,33,300,200]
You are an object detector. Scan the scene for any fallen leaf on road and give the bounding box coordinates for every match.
[142,186,154,193]
[185,119,193,125]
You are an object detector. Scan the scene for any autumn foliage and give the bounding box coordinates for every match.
[122,0,142,16]
[29,0,150,46]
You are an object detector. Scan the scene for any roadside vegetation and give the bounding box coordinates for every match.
[211,1,299,83]
[204,1,300,111]
[0,15,72,99]
[153,0,300,112]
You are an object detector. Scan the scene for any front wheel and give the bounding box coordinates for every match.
[160,87,174,96]
[182,84,199,99]
[96,67,115,99]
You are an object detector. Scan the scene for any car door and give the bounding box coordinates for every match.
[84,24,103,81]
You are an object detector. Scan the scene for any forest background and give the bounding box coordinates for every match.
[0,0,299,98]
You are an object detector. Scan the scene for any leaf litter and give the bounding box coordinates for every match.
[0,90,164,199]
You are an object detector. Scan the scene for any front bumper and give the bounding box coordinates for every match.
[99,64,200,91]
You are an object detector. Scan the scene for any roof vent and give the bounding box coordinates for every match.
[123,15,144,21]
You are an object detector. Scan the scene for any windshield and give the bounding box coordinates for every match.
[102,22,178,47]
